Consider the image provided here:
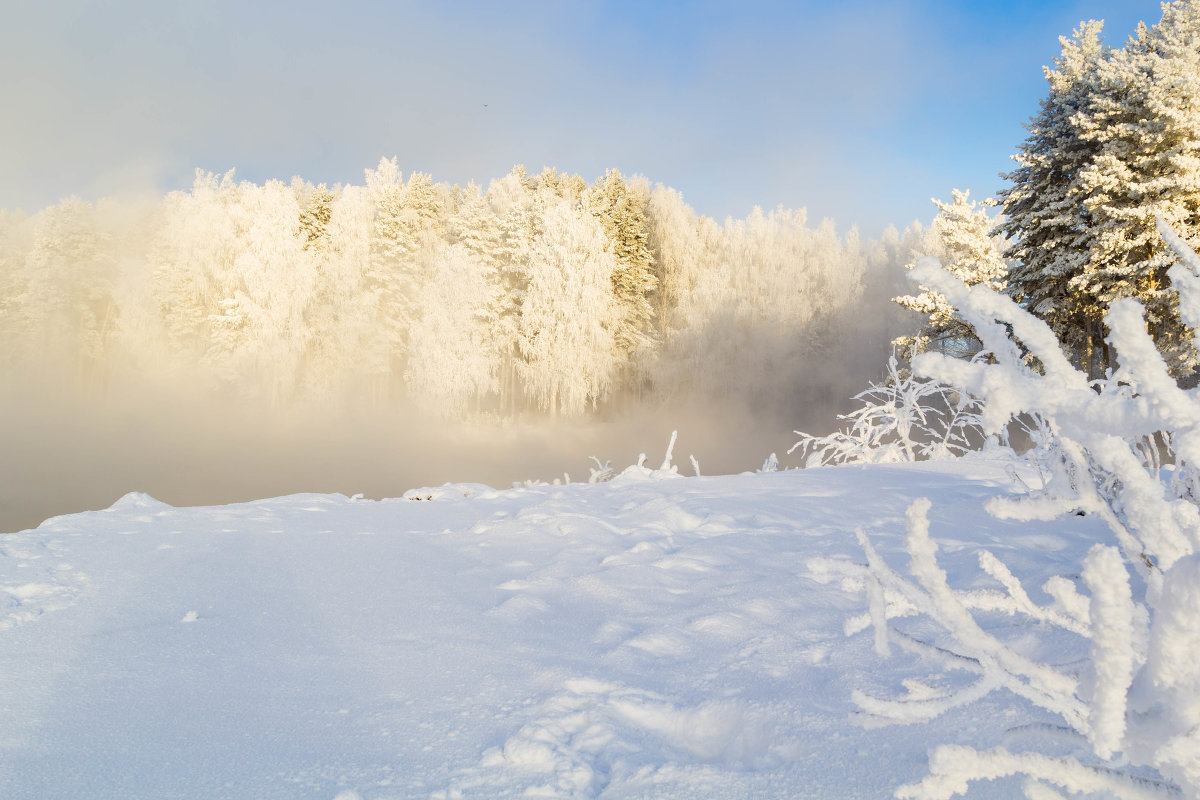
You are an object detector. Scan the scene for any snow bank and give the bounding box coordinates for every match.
[0,459,1085,799]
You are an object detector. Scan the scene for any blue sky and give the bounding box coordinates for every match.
[0,0,1162,235]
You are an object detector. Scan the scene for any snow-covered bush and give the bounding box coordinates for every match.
[813,218,1200,799]
[586,430,698,484]
[790,353,986,467]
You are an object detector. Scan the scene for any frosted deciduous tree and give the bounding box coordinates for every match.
[246,180,316,404]
[517,197,619,417]
[405,240,500,415]
[0,210,33,369]
[149,171,315,403]
[489,167,537,414]
[300,184,376,399]
[646,202,882,415]
[20,198,117,385]
[147,172,226,376]
[646,184,702,339]
[362,157,437,402]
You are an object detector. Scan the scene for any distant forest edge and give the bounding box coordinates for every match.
[0,162,921,420]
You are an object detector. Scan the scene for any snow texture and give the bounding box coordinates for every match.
[0,459,1101,799]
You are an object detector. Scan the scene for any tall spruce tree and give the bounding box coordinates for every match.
[587,169,658,367]
[1001,4,1200,376]
[998,21,1108,373]
[1073,2,1200,374]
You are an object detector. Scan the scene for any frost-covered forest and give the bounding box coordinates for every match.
[0,162,923,420]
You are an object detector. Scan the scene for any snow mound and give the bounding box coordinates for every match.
[107,491,173,513]
[400,482,499,502]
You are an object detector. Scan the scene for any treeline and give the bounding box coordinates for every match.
[0,160,922,419]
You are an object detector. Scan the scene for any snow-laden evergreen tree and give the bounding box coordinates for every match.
[999,21,1108,373]
[401,171,445,239]
[894,190,1008,359]
[587,169,658,370]
[1002,5,1200,377]
[1071,1,1200,375]
[294,180,336,254]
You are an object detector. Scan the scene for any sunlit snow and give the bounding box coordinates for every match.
[0,458,1099,799]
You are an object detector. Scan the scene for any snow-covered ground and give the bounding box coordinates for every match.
[0,457,1106,799]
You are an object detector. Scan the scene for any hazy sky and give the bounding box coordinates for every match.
[1,0,1161,235]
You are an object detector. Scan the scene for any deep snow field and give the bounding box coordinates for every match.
[0,454,1105,799]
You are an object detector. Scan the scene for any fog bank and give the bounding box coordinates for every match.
[0,167,924,532]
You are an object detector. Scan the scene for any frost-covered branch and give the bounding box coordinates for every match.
[817,222,1200,798]
[791,354,988,467]
[897,746,1179,800]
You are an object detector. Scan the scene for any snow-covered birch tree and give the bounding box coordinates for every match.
[404,240,500,416]
[517,196,619,417]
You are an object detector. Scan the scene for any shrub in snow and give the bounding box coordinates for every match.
[586,430,696,484]
[790,353,987,467]
[813,218,1200,799]
[587,457,617,483]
